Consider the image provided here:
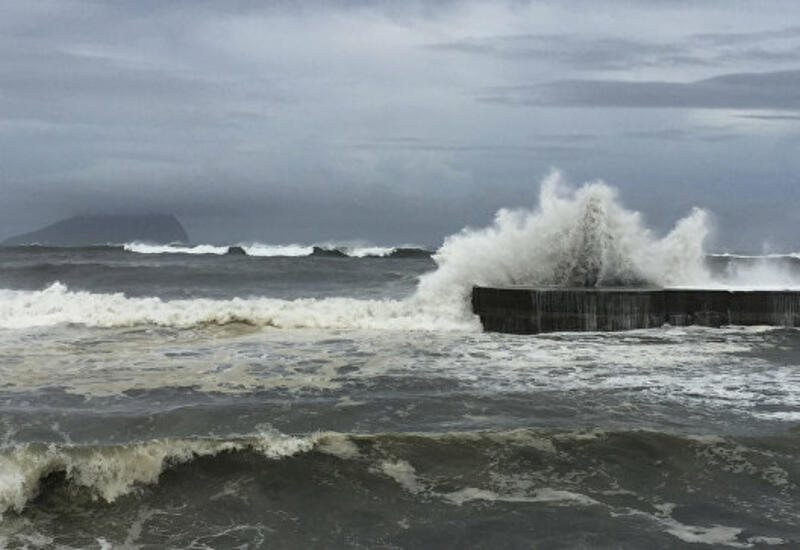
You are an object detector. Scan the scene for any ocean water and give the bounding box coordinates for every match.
[2,178,800,549]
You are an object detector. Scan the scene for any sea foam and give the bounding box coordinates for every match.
[0,431,346,518]
[123,242,401,258]
[0,282,475,331]
[5,172,800,331]
[420,172,800,300]
[416,170,711,308]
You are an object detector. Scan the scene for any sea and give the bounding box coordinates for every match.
[1,179,799,549]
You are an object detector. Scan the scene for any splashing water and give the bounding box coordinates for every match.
[416,171,711,307]
[9,172,800,331]
[0,173,716,331]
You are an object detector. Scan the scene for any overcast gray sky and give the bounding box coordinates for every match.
[1,0,799,250]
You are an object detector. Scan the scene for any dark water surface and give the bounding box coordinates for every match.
[0,247,799,548]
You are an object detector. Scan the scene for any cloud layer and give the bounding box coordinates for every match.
[485,70,800,110]
[1,0,798,250]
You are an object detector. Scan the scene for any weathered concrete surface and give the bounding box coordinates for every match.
[472,286,800,334]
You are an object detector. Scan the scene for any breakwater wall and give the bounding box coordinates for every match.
[471,287,800,334]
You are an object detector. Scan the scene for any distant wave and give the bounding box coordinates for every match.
[122,242,431,258]
[123,242,231,255]
[0,282,475,331]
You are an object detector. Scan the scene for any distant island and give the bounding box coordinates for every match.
[1,214,190,246]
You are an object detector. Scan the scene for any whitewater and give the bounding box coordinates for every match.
[1,173,799,548]
[4,172,800,333]
[122,242,407,258]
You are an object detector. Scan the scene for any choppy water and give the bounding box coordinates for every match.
[1,244,799,549]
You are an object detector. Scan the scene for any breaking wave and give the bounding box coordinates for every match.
[0,282,475,331]
[122,242,427,258]
[0,430,341,517]
[5,172,800,331]
[416,170,711,306]
[2,428,796,547]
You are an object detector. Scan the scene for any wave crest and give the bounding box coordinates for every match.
[3,427,794,533]
[0,431,344,517]
[416,171,711,305]
[122,242,425,258]
[0,282,476,331]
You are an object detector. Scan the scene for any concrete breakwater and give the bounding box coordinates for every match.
[471,286,800,334]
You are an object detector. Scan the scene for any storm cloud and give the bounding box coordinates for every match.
[1,0,799,250]
[485,70,800,110]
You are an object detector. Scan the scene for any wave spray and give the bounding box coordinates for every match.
[1,172,717,330]
[416,171,711,308]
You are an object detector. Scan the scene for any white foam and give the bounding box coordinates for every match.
[317,437,361,460]
[443,487,599,506]
[662,522,745,546]
[416,171,713,307]
[690,436,790,488]
[9,173,800,334]
[374,447,599,508]
[639,484,788,547]
[378,460,425,494]
[242,243,314,257]
[123,242,316,256]
[0,431,335,518]
[342,246,396,258]
[0,282,476,331]
[122,242,404,257]
[746,536,786,546]
[705,256,800,290]
[123,242,229,255]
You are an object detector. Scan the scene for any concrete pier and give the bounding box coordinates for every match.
[471,286,800,334]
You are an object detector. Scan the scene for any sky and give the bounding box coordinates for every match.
[1,0,799,250]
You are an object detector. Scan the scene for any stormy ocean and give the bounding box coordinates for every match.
[1,178,799,549]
